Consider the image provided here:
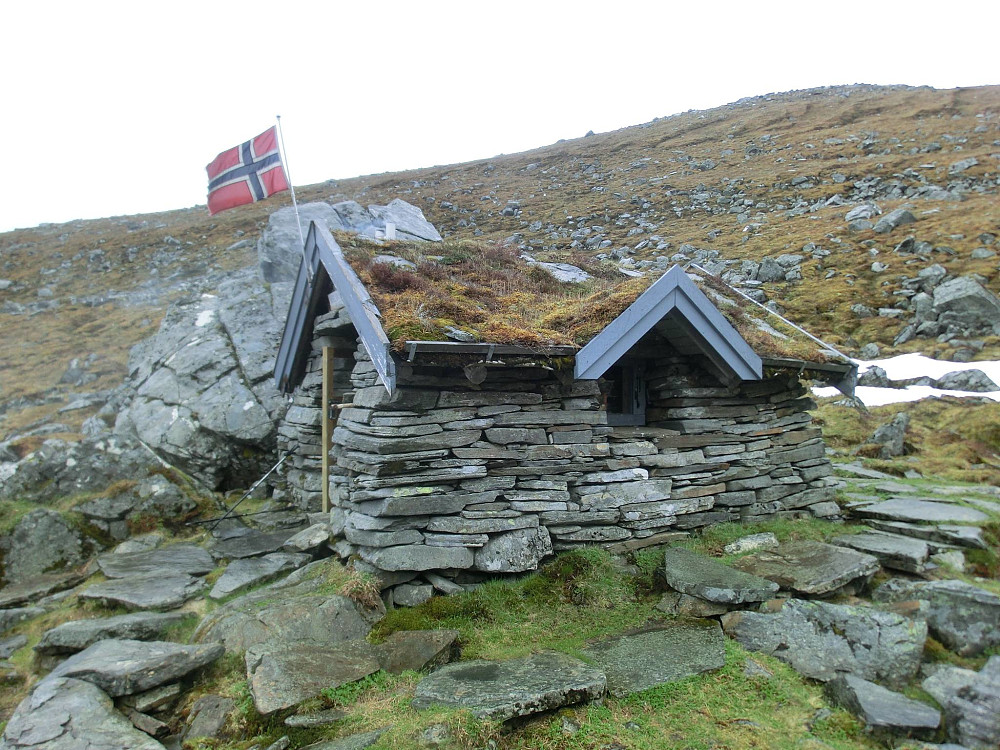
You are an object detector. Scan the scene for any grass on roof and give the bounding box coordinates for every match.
[339,235,650,350]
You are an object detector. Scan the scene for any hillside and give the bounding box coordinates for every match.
[2,83,999,445]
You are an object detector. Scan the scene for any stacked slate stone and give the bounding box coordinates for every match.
[274,309,357,509]
[325,337,838,588]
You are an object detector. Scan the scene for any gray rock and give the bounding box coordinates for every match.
[0,571,87,609]
[756,257,786,283]
[845,204,879,222]
[258,203,345,283]
[0,435,159,505]
[35,612,188,655]
[362,544,474,572]
[922,657,1000,749]
[49,639,223,696]
[210,529,298,560]
[411,650,606,721]
[1,677,165,749]
[209,552,310,599]
[375,629,460,674]
[1,509,93,585]
[662,547,778,604]
[300,728,390,750]
[282,523,331,553]
[535,262,592,284]
[97,543,215,579]
[245,638,382,715]
[194,559,384,653]
[391,583,434,607]
[858,366,892,388]
[113,533,164,555]
[873,578,1000,656]
[0,607,45,634]
[826,674,939,738]
[859,343,880,360]
[184,694,235,741]
[655,591,730,617]
[873,208,916,234]
[934,369,999,392]
[867,412,910,458]
[0,635,27,659]
[368,198,443,242]
[474,527,553,573]
[284,708,347,728]
[832,532,929,573]
[581,620,724,697]
[723,532,779,555]
[731,541,879,597]
[721,598,926,687]
[852,498,988,525]
[78,573,206,611]
[932,276,1000,334]
[948,157,979,175]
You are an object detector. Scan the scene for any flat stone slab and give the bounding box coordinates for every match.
[194,559,385,653]
[209,529,298,560]
[245,638,382,715]
[852,498,988,525]
[49,639,224,696]
[209,552,311,600]
[1,676,165,749]
[873,578,1000,656]
[663,547,778,604]
[79,573,206,611]
[301,728,390,750]
[722,598,926,688]
[832,532,930,573]
[411,650,606,721]
[827,674,939,737]
[0,571,87,609]
[376,629,460,675]
[866,520,987,550]
[97,543,215,579]
[35,612,188,655]
[730,541,879,596]
[580,620,725,697]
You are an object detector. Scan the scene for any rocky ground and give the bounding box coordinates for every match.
[0,83,999,748]
[0,450,996,748]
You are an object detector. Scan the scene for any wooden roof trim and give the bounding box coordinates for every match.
[574,265,763,381]
[273,222,396,394]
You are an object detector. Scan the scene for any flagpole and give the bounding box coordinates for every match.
[275,115,312,283]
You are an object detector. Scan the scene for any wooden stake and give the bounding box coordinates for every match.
[321,346,334,513]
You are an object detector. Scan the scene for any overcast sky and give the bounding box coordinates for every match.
[2,1,997,233]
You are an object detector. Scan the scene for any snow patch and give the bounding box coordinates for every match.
[195,310,216,327]
[242,400,254,411]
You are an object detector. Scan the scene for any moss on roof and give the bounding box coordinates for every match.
[338,235,849,367]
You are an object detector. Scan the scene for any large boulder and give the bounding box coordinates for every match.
[721,598,926,687]
[1,510,95,585]
[368,199,443,242]
[932,276,1000,334]
[257,202,346,283]
[873,578,1000,656]
[1,677,165,750]
[114,267,290,489]
[922,656,1000,749]
[866,412,910,458]
[0,434,159,505]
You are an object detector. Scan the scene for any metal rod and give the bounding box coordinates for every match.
[208,447,296,532]
[186,506,299,526]
[689,263,853,363]
[276,114,312,284]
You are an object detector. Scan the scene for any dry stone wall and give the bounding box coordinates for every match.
[319,340,838,587]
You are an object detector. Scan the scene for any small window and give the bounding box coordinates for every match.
[605,363,646,426]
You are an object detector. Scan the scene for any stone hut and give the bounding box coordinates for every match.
[273,222,856,595]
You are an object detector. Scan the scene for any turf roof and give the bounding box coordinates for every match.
[337,234,850,368]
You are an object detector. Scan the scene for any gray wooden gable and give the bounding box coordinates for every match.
[574,265,763,382]
[274,222,396,394]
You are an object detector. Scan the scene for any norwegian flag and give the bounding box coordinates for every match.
[206,127,289,215]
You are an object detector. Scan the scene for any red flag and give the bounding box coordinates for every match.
[206,127,289,215]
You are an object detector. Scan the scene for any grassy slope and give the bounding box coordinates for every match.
[2,83,998,450]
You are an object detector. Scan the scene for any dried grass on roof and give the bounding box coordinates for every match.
[339,236,650,350]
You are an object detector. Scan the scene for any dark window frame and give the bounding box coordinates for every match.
[605,362,647,426]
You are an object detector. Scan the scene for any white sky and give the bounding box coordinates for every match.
[2,1,998,233]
